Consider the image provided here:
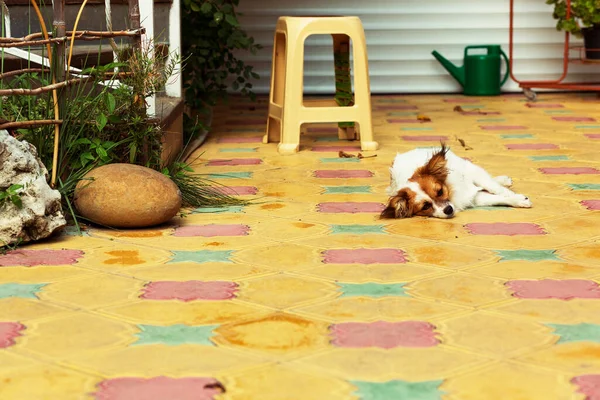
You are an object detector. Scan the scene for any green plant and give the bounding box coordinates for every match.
[182,0,261,118]
[547,0,600,36]
[0,184,24,209]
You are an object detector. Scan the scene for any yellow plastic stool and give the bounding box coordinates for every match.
[263,16,379,155]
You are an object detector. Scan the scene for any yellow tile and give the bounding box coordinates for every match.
[386,218,466,241]
[297,263,448,283]
[128,262,274,281]
[237,275,338,309]
[214,313,330,356]
[0,298,70,321]
[221,363,356,400]
[0,265,95,284]
[519,342,600,374]
[39,274,146,309]
[0,351,39,373]
[439,312,555,358]
[0,364,99,400]
[299,347,488,382]
[68,345,266,376]
[443,362,579,400]
[19,313,136,359]
[250,218,331,242]
[80,245,172,271]
[295,297,468,323]
[470,260,600,280]
[560,241,600,266]
[101,300,268,325]
[408,273,512,307]
[233,243,323,272]
[407,244,496,270]
[491,299,600,324]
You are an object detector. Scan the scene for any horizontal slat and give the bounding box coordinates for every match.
[234,0,599,94]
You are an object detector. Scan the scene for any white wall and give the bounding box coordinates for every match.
[236,0,600,94]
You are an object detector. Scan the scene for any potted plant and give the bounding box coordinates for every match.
[181,0,261,144]
[547,0,600,59]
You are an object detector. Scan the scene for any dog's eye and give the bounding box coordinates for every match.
[422,202,432,210]
[437,188,444,197]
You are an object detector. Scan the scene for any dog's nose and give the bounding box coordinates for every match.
[443,205,454,215]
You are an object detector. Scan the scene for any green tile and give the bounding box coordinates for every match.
[529,155,569,161]
[0,283,46,299]
[339,283,407,298]
[320,157,361,163]
[208,172,252,179]
[500,134,534,139]
[330,225,385,234]
[169,250,234,264]
[219,148,258,153]
[323,186,371,194]
[134,324,218,346]
[496,249,559,262]
[547,323,600,344]
[351,380,445,400]
[569,183,600,191]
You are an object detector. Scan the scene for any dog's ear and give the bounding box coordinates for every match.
[423,144,449,181]
[380,189,412,219]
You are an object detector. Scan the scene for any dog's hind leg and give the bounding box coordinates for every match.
[473,191,532,208]
[494,176,513,187]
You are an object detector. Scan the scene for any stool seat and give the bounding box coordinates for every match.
[263,16,379,154]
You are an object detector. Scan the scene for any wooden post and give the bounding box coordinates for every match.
[128,0,142,51]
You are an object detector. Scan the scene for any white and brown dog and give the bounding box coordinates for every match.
[381,144,532,219]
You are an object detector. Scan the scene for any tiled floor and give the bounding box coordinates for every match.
[2,93,600,399]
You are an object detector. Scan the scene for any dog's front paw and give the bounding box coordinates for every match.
[511,194,532,208]
[495,175,513,187]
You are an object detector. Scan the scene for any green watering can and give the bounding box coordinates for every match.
[432,45,510,96]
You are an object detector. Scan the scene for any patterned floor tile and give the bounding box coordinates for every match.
[7,93,600,398]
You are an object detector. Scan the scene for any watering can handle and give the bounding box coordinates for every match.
[500,49,510,87]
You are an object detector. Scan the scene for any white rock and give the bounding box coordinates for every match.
[0,130,66,246]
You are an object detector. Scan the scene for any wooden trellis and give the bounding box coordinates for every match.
[0,0,146,186]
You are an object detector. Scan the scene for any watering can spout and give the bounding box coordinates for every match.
[432,50,465,87]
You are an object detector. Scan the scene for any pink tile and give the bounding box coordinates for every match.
[217,136,262,143]
[581,200,600,210]
[217,186,258,195]
[331,321,439,349]
[141,281,238,301]
[506,279,600,300]
[465,223,545,236]
[173,224,250,237]
[225,119,265,126]
[572,375,600,400]
[314,170,373,178]
[206,158,262,166]
[540,167,600,175]
[94,377,223,400]
[480,125,528,130]
[585,134,600,139]
[0,322,25,348]
[552,116,596,122]
[311,146,362,152]
[323,248,407,264]
[402,135,449,141]
[525,103,564,108]
[0,249,84,267]
[387,119,428,124]
[317,202,385,213]
[505,143,559,150]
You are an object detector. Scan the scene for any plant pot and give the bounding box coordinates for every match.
[583,26,600,60]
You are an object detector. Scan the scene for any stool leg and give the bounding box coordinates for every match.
[332,34,357,141]
[278,33,304,155]
[264,31,287,145]
[351,30,378,151]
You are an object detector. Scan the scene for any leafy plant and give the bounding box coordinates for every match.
[547,0,600,36]
[0,184,24,209]
[182,0,261,117]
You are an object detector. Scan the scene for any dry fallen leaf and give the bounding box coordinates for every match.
[358,153,377,159]
[453,105,464,112]
[417,114,432,122]
[455,135,473,150]
[339,151,356,158]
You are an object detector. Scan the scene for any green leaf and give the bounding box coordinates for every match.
[214,12,223,23]
[96,146,108,158]
[73,138,92,145]
[225,14,239,26]
[200,2,212,13]
[190,2,200,12]
[96,114,108,131]
[10,195,22,209]
[106,92,116,113]
[8,184,23,193]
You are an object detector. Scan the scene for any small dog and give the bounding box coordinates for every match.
[381,144,532,219]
